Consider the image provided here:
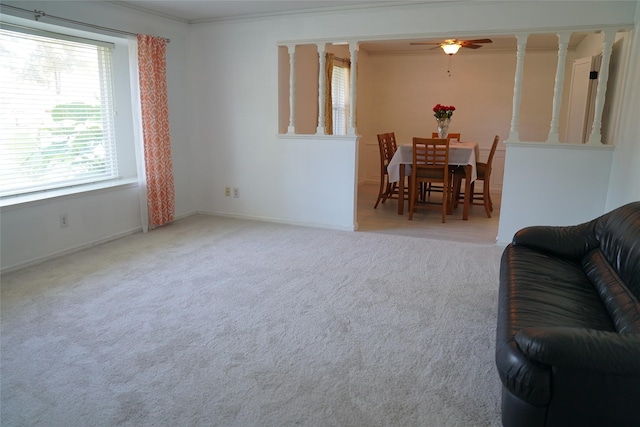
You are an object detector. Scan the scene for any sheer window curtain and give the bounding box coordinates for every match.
[324,54,350,135]
[129,35,174,232]
[324,53,335,135]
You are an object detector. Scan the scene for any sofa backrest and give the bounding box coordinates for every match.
[583,248,640,333]
[594,202,640,300]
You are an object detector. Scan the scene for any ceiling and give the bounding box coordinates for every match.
[359,33,591,54]
[114,1,399,23]
[114,1,592,53]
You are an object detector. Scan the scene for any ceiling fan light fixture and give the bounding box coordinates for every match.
[441,42,461,55]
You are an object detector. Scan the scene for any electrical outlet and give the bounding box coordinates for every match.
[233,188,240,198]
[60,213,69,228]
[225,187,231,197]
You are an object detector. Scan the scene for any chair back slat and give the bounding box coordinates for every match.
[409,137,450,222]
[431,132,461,143]
[485,135,500,173]
[377,133,395,166]
[389,132,398,153]
[413,137,449,173]
[374,132,404,209]
[451,134,500,218]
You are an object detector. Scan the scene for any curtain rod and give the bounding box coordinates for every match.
[1,4,171,43]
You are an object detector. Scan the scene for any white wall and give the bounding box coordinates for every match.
[497,9,640,243]
[187,0,637,238]
[1,1,638,270]
[361,50,516,143]
[1,184,142,269]
[497,143,614,242]
[0,1,192,271]
[186,16,359,230]
[606,4,640,210]
[355,48,560,188]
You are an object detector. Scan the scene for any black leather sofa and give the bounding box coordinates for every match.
[496,201,640,427]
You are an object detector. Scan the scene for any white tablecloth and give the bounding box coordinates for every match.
[387,142,478,183]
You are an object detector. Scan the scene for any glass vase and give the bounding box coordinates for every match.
[436,118,451,139]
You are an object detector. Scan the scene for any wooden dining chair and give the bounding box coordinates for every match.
[374,132,405,208]
[452,135,500,218]
[388,131,398,153]
[409,137,450,222]
[431,132,461,143]
[425,132,461,198]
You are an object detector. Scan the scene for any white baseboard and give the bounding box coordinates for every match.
[196,210,357,232]
[1,211,200,274]
[0,210,357,274]
[1,227,143,274]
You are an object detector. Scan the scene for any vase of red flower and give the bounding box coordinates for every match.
[433,104,456,139]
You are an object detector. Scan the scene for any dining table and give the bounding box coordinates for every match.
[387,141,479,220]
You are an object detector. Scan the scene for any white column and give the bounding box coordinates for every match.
[587,30,616,145]
[316,43,326,135]
[348,42,359,135]
[508,34,529,142]
[546,32,571,143]
[287,44,296,134]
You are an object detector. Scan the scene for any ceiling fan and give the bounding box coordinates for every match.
[410,38,493,55]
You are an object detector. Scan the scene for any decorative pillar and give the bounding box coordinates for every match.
[348,42,359,135]
[508,33,529,142]
[546,32,571,143]
[316,43,326,135]
[287,44,296,134]
[587,30,616,145]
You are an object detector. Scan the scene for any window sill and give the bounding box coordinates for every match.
[0,178,139,210]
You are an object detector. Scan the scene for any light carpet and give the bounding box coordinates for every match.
[1,214,505,426]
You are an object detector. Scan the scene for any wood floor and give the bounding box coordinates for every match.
[356,182,502,245]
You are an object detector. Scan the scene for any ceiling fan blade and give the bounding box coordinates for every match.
[463,44,483,49]
[410,42,441,45]
[462,39,493,44]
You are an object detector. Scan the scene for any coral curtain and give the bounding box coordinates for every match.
[137,34,174,229]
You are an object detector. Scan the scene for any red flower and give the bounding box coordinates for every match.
[433,104,456,119]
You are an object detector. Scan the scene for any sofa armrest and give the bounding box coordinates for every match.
[515,327,640,375]
[512,221,599,260]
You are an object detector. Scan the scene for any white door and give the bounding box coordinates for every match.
[565,55,601,144]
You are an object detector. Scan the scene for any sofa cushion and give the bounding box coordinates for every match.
[500,246,614,331]
[583,248,640,334]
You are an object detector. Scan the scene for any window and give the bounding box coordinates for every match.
[331,64,349,135]
[0,25,119,198]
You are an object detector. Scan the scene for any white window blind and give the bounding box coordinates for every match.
[332,65,349,135]
[0,26,118,198]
